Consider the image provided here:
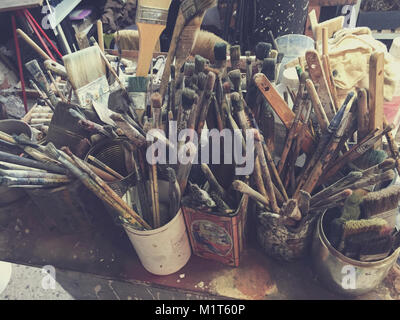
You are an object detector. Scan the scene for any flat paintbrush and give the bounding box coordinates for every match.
[136,0,172,76]
[159,0,217,98]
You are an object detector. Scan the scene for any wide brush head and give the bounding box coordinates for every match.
[180,0,217,22]
[183,61,195,77]
[63,46,106,90]
[255,42,271,60]
[361,185,400,218]
[228,69,241,92]
[231,92,243,113]
[342,218,388,238]
[181,88,197,110]
[214,42,227,62]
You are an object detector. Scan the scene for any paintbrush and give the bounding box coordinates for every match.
[0,176,70,187]
[62,46,107,107]
[210,191,233,215]
[110,113,147,147]
[338,218,390,256]
[253,129,279,213]
[176,141,198,194]
[0,151,66,176]
[245,51,252,93]
[229,45,241,71]
[175,13,207,86]
[159,0,217,98]
[87,155,124,180]
[383,119,400,175]
[0,161,48,173]
[232,179,269,207]
[231,92,268,200]
[200,163,234,205]
[301,107,352,195]
[167,167,181,219]
[360,185,400,219]
[58,146,151,229]
[0,169,69,180]
[279,198,302,222]
[196,71,216,134]
[254,42,271,73]
[261,58,277,83]
[136,0,171,76]
[321,125,394,183]
[305,79,329,133]
[294,92,355,196]
[25,60,58,109]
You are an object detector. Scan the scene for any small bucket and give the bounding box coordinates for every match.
[122,180,191,275]
[311,209,400,296]
[257,210,320,261]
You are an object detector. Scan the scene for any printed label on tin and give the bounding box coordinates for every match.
[190,220,233,257]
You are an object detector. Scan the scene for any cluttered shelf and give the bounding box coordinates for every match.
[0,197,397,300]
[1,0,400,301]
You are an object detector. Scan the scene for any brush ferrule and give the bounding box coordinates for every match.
[136,6,169,25]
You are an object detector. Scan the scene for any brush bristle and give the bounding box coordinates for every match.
[228,70,241,92]
[255,42,271,60]
[230,45,241,61]
[214,42,227,61]
[231,92,243,112]
[127,76,149,92]
[171,65,176,79]
[63,46,106,89]
[181,0,217,21]
[197,72,207,91]
[261,58,276,81]
[343,218,388,238]
[183,62,195,77]
[195,55,206,73]
[181,88,197,110]
[150,93,162,109]
[361,185,400,218]
[192,31,228,64]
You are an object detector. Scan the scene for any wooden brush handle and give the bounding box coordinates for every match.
[44,60,67,78]
[357,89,369,140]
[305,50,336,121]
[369,52,385,149]
[232,180,269,207]
[322,54,339,112]
[160,12,186,98]
[16,29,51,61]
[254,131,279,213]
[97,20,104,52]
[88,155,124,180]
[253,73,314,153]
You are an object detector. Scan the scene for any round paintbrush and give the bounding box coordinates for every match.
[262,58,276,82]
[228,69,242,94]
[214,42,228,69]
[255,42,271,61]
[229,45,241,70]
[151,92,163,129]
[197,71,216,134]
[195,55,207,74]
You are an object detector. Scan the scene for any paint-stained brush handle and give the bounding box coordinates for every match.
[253,73,314,153]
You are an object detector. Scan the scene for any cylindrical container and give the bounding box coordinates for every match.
[123,180,191,275]
[0,119,33,205]
[257,210,320,261]
[312,209,400,296]
[276,34,315,83]
[253,0,310,44]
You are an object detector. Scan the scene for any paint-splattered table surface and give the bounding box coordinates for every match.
[0,198,399,300]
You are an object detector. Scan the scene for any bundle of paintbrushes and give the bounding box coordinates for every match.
[326,184,400,262]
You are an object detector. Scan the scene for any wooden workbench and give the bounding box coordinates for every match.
[0,194,398,300]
